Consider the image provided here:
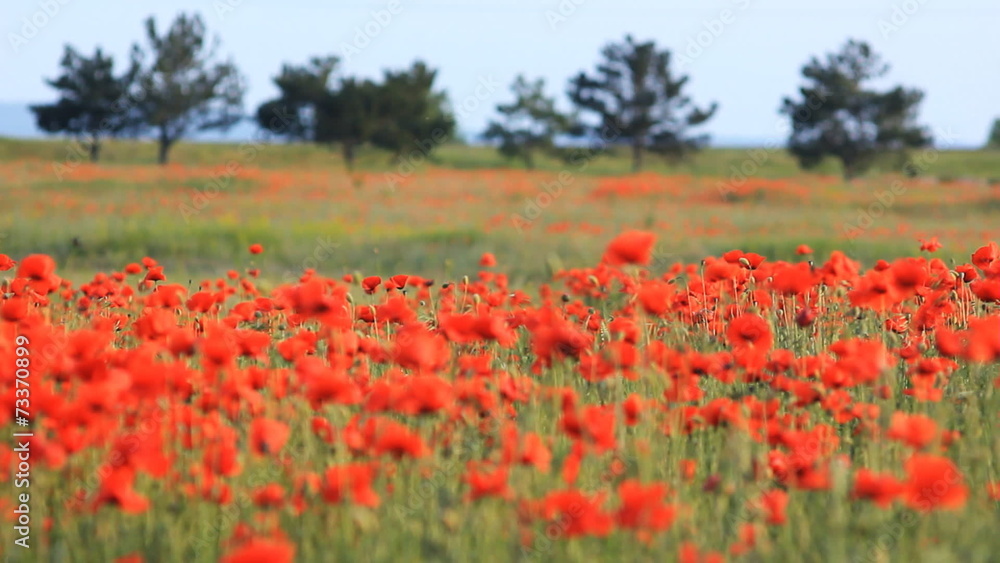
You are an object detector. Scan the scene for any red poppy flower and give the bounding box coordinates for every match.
[1,296,28,322]
[919,237,942,252]
[623,394,643,426]
[465,463,512,501]
[203,442,242,477]
[143,266,166,283]
[602,230,657,266]
[972,242,998,270]
[362,276,382,294]
[901,453,968,511]
[251,483,286,509]
[248,243,264,255]
[852,469,904,508]
[480,252,497,267]
[389,274,410,290]
[368,418,429,459]
[615,480,676,533]
[971,279,1000,303]
[887,412,938,449]
[321,463,380,507]
[515,432,551,473]
[755,489,788,525]
[726,314,773,358]
[221,537,295,563]
[637,281,673,315]
[540,489,613,538]
[391,323,451,373]
[739,252,766,270]
[679,542,724,563]
[771,263,816,295]
[17,254,55,280]
[250,418,290,456]
[92,467,150,514]
[727,314,771,348]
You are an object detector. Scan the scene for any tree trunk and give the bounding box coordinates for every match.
[88,135,102,163]
[158,130,172,165]
[342,143,356,171]
[842,157,857,181]
[524,150,535,171]
[631,141,643,173]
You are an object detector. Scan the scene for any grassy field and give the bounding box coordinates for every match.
[4,136,1000,178]
[1,136,999,286]
[1,138,999,562]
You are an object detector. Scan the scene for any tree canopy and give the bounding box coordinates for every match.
[986,119,1000,149]
[256,57,454,169]
[34,13,980,176]
[133,13,246,164]
[30,45,140,162]
[567,35,717,172]
[483,75,573,169]
[780,39,932,179]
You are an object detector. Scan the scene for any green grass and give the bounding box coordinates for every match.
[4,136,1000,180]
[0,267,998,561]
[2,141,997,287]
[1,137,999,562]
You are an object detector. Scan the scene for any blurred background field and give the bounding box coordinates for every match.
[2,138,999,286]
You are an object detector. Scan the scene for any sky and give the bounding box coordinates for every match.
[1,0,998,147]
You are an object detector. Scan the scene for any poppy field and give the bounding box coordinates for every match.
[1,155,1000,562]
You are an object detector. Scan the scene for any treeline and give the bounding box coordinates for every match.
[32,14,243,166]
[30,11,988,178]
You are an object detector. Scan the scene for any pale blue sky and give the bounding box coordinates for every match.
[2,0,998,146]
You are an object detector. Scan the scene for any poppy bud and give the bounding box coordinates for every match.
[796,307,816,327]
